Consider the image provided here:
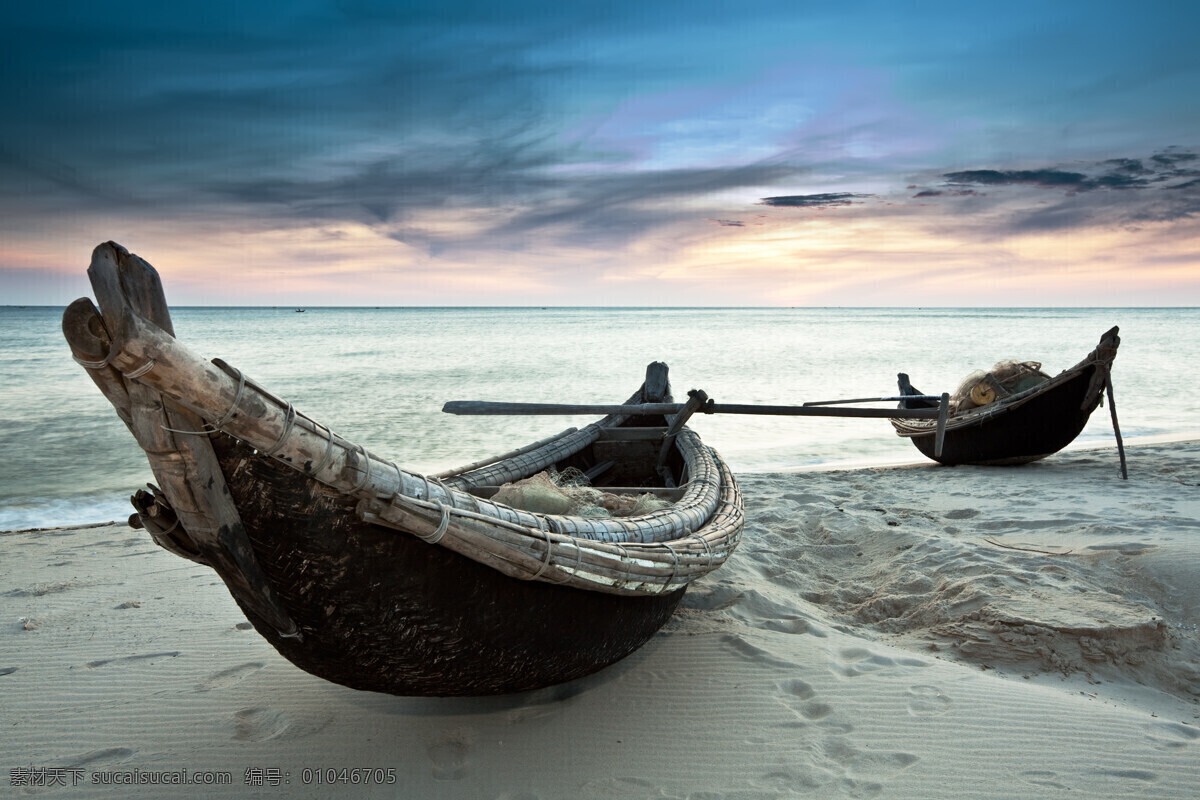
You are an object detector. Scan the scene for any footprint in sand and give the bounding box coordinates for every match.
[837,778,885,798]
[779,677,816,701]
[1092,768,1157,782]
[833,648,930,678]
[233,707,292,741]
[824,739,921,775]
[775,679,840,729]
[1144,721,1200,751]
[800,701,835,721]
[65,748,136,769]
[5,581,77,598]
[196,661,266,691]
[427,728,474,780]
[720,634,801,670]
[811,738,919,799]
[780,491,830,505]
[85,652,180,668]
[750,736,915,797]
[905,685,951,716]
[1019,770,1068,790]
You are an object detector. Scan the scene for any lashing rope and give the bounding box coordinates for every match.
[414,502,451,545]
[122,359,156,379]
[308,422,337,478]
[211,367,246,430]
[262,403,296,458]
[350,443,373,493]
[662,541,680,590]
[518,516,556,581]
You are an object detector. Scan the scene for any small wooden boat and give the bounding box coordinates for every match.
[63,242,744,696]
[890,327,1121,466]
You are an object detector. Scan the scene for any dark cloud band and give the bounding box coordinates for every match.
[759,193,873,208]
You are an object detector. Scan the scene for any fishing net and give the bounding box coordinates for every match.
[492,467,671,518]
[950,360,1050,412]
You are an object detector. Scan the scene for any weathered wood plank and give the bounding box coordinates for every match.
[78,242,297,636]
[61,298,133,430]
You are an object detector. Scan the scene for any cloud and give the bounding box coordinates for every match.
[893,150,1200,233]
[941,168,1153,192]
[759,192,874,208]
[4,2,825,262]
[1151,150,1199,168]
[912,188,979,198]
[1168,177,1200,191]
[943,169,1089,189]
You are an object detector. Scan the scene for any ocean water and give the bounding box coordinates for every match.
[2,306,1198,530]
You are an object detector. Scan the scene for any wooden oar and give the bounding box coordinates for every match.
[442,398,947,420]
[444,393,952,458]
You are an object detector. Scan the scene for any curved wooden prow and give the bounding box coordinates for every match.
[63,242,298,638]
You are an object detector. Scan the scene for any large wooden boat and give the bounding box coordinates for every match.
[890,327,1121,466]
[62,242,744,696]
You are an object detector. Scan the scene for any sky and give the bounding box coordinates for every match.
[3,0,1199,306]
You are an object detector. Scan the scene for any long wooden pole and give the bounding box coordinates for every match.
[803,395,943,406]
[442,399,943,419]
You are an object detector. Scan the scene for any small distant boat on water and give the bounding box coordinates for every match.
[890,327,1122,466]
[62,242,744,696]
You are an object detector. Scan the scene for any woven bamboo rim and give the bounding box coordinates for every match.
[359,452,743,595]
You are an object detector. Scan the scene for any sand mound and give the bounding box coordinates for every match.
[724,443,1200,701]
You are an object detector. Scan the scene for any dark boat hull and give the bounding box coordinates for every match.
[217,437,683,696]
[906,362,1105,466]
[893,327,1119,466]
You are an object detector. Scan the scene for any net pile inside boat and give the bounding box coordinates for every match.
[950,359,1050,412]
[492,467,670,518]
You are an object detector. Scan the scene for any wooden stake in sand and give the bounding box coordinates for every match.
[1106,377,1128,480]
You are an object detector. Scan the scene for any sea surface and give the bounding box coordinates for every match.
[2,306,1198,531]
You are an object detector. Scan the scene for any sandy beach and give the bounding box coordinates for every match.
[3,440,1198,799]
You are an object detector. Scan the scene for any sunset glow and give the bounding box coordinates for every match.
[2,2,1197,306]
